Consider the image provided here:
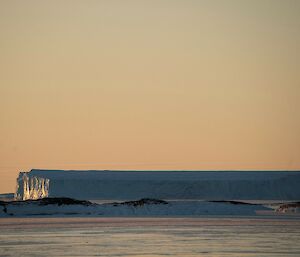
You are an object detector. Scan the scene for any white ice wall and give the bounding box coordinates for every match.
[15,172,49,200]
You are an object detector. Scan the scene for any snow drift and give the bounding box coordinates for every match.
[0,198,271,217]
[15,170,300,201]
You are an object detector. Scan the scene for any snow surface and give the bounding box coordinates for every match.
[0,198,272,217]
[15,170,300,201]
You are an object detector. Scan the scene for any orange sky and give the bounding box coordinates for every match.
[0,0,300,193]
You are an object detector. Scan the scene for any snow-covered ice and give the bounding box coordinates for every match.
[1,197,274,217]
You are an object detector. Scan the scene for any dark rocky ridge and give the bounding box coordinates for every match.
[111,198,168,207]
[1,197,93,207]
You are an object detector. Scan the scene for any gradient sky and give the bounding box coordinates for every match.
[0,0,300,193]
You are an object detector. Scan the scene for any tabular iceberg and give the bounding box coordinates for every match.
[15,170,300,201]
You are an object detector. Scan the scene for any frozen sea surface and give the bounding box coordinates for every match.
[0,217,300,257]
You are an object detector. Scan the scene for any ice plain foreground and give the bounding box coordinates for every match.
[0,217,300,257]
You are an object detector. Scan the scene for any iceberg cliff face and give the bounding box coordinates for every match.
[15,170,300,201]
[15,172,49,200]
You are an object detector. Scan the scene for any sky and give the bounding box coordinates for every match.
[0,0,300,193]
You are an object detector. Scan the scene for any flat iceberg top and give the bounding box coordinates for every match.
[25,169,300,181]
[16,170,300,201]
